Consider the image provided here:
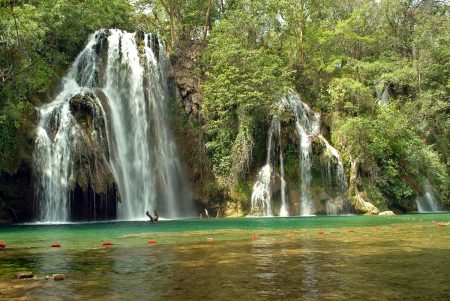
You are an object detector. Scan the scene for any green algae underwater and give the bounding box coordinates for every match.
[0,214,449,300]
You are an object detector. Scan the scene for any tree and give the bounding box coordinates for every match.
[202,5,290,187]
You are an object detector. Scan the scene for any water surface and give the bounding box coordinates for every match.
[1,214,449,300]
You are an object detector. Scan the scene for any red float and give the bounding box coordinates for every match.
[318,230,325,235]
[102,241,113,245]
[0,242,6,248]
[251,235,259,240]
[51,243,61,247]
[206,237,214,242]
[148,239,157,244]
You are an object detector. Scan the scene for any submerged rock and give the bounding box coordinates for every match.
[15,272,33,279]
[53,274,65,281]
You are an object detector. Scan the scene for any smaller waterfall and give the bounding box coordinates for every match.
[318,136,347,192]
[250,120,277,216]
[284,93,320,216]
[416,179,440,213]
[250,164,273,216]
[318,136,349,215]
[376,83,389,105]
[276,121,288,217]
[250,118,289,217]
[250,92,349,216]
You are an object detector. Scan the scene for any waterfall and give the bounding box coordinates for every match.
[34,29,193,222]
[415,179,440,213]
[283,93,320,216]
[250,164,273,216]
[250,118,289,217]
[250,120,276,216]
[376,83,389,105]
[249,92,348,216]
[317,136,349,215]
[276,120,288,217]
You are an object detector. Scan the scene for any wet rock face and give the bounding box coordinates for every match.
[15,272,33,279]
[0,163,34,224]
[172,43,203,116]
[68,91,118,220]
[76,29,109,88]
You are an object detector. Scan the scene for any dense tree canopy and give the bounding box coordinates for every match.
[1,0,449,213]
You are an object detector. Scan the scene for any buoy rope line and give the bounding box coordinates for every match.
[0,223,444,249]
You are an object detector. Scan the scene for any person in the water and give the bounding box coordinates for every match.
[146,210,159,223]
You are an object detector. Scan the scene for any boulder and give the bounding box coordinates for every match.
[53,274,65,281]
[66,91,118,220]
[68,91,116,195]
[15,272,33,279]
[378,210,395,216]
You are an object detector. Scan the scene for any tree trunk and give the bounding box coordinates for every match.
[203,0,212,41]
[160,0,176,50]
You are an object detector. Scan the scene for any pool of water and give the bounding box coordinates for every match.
[0,214,449,300]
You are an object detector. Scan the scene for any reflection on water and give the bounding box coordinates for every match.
[0,215,449,300]
[300,238,319,300]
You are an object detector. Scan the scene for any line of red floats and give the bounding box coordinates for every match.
[0,222,442,249]
[0,241,159,249]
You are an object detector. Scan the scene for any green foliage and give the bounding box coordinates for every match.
[333,105,449,208]
[136,0,218,51]
[329,77,375,115]
[361,179,389,211]
[202,8,291,186]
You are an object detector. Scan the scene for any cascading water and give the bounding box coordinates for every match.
[34,102,76,222]
[415,179,440,213]
[284,94,321,216]
[249,92,348,216]
[376,84,389,105]
[276,120,288,217]
[250,120,277,216]
[250,118,288,217]
[250,164,273,216]
[34,29,194,222]
[318,135,349,215]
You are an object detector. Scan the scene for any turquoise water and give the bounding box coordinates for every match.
[1,214,449,300]
[2,214,447,245]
